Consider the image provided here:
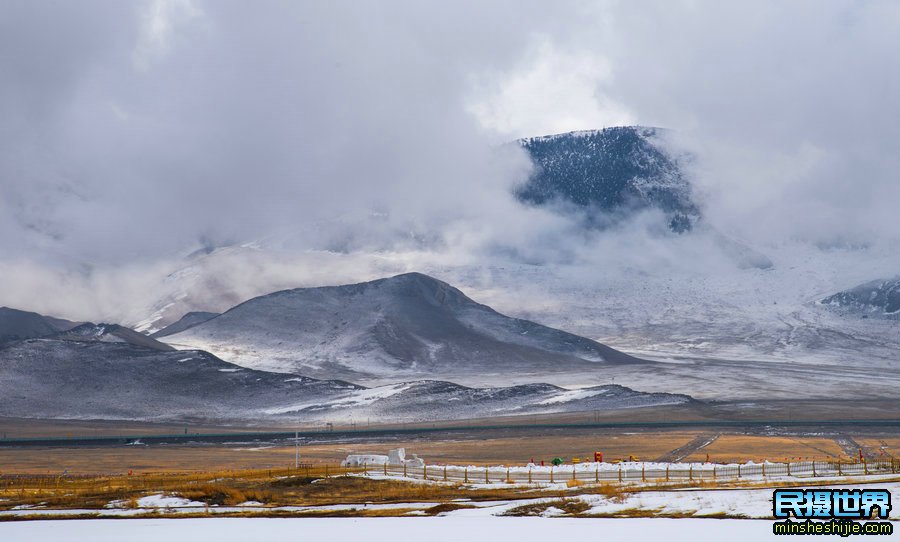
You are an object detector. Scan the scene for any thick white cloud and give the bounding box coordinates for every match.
[2,0,900,322]
[467,40,635,138]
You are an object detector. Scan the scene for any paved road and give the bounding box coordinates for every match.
[833,434,879,460]
[655,432,720,462]
[1,419,899,448]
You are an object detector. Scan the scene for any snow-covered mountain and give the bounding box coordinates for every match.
[516,126,700,232]
[0,337,688,423]
[163,272,646,381]
[821,277,900,319]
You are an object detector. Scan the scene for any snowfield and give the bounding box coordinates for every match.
[0,517,866,542]
[4,479,896,520]
[140,245,900,402]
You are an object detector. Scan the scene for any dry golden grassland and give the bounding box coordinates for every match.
[683,434,847,463]
[1,430,884,474]
[3,463,898,520]
[0,467,580,513]
[857,437,900,458]
[0,431,709,473]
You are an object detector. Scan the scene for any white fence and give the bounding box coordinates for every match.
[362,459,898,484]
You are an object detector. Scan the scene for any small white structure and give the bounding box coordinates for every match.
[388,447,424,467]
[342,448,425,468]
[341,454,389,467]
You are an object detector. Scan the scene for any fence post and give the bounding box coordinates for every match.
[864,461,868,475]
[325,464,329,478]
[713,465,716,480]
[383,462,387,476]
[423,464,427,480]
[485,468,489,484]
[837,462,842,476]
[786,462,791,477]
[573,466,576,481]
[550,467,554,484]
[595,464,599,483]
[762,463,765,477]
[641,464,645,482]
[737,464,741,478]
[507,467,511,484]
[364,462,367,475]
[444,466,447,482]
[812,461,817,477]
[528,468,532,484]
[464,467,468,483]
[666,464,669,482]
[689,464,693,481]
[618,465,622,483]
[403,463,407,478]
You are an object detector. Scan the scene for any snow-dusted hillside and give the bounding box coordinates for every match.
[821,276,900,319]
[0,338,687,423]
[56,322,175,351]
[151,311,220,338]
[516,127,700,232]
[163,272,645,381]
[0,307,80,346]
[0,338,358,422]
[264,381,692,422]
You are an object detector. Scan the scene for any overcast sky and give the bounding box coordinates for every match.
[2,0,900,319]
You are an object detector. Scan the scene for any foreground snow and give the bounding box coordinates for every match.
[3,479,896,520]
[0,517,828,542]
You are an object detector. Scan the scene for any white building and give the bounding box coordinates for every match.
[341,447,424,467]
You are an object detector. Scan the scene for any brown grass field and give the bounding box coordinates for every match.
[0,431,697,473]
[857,437,900,457]
[682,434,848,463]
[0,466,607,513]
[3,464,897,520]
[2,422,897,519]
[0,429,893,474]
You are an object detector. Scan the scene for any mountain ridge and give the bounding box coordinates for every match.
[164,272,647,381]
[0,306,81,346]
[0,337,688,423]
[821,276,900,319]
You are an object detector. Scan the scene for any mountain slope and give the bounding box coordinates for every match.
[151,311,220,338]
[265,381,694,423]
[0,307,80,346]
[516,126,700,232]
[164,272,646,381]
[56,323,176,351]
[0,338,360,422]
[821,277,900,319]
[0,338,689,423]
